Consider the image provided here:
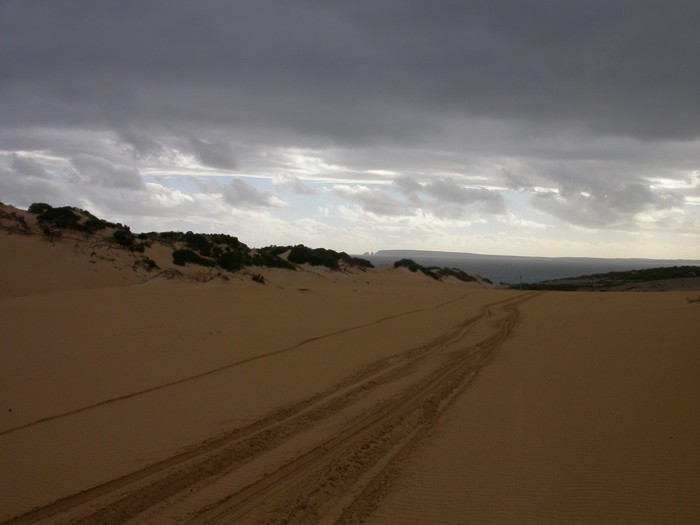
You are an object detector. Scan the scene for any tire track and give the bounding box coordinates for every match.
[334,295,532,524]
[188,292,539,524]
[0,291,477,438]
[2,292,537,525]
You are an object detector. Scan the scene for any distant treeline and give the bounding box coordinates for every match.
[579,266,700,282]
[512,265,700,291]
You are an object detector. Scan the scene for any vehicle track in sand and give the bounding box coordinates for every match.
[189,292,538,525]
[0,292,475,438]
[3,292,540,525]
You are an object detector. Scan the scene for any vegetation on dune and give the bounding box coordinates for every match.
[0,206,31,234]
[513,265,700,291]
[393,258,480,283]
[252,246,297,270]
[165,240,373,272]
[581,266,700,282]
[283,245,371,270]
[512,283,580,291]
[19,203,505,282]
[288,245,341,270]
[29,202,147,251]
[172,249,215,267]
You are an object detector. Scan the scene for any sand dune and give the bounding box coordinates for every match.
[366,292,700,524]
[2,210,699,523]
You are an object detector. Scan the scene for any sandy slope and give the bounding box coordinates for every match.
[0,267,495,522]
[367,292,700,524]
[1,251,699,523]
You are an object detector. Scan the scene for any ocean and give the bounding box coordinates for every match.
[361,251,700,285]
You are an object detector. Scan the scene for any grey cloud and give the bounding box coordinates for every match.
[421,178,507,214]
[334,176,507,218]
[187,137,237,170]
[70,154,145,190]
[273,175,317,195]
[502,168,534,192]
[221,178,282,208]
[11,153,50,178]
[117,128,165,159]
[1,1,699,246]
[0,156,70,208]
[394,176,507,217]
[394,175,423,206]
[2,1,699,145]
[333,186,409,217]
[532,180,685,229]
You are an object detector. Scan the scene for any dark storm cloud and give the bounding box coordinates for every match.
[186,137,238,170]
[2,0,700,144]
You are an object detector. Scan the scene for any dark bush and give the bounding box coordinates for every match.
[36,206,83,230]
[28,202,53,214]
[347,256,374,269]
[210,233,244,250]
[113,228,134,246]
[253,246,297,269]
[143,256,159,270]
[112,228,146,252]
[184,231,212,256]
[394,258,421,272]
[437,267,477,282]
[82,217,111,233]
[217,249,250,272]
[394,259,478,282]
[288,245,340,270]
[172,249,214,267]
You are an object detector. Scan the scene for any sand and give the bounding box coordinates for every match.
[1,230,699,523]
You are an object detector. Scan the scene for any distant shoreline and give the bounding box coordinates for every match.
[362,250,700,284]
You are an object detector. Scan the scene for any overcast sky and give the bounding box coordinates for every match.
[2,1,700,258]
